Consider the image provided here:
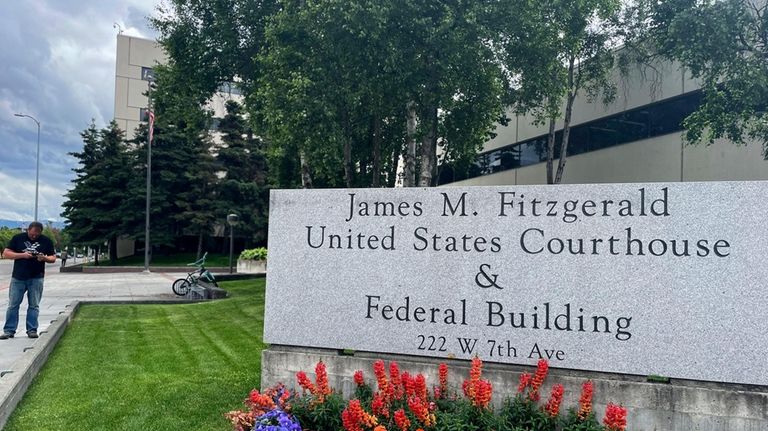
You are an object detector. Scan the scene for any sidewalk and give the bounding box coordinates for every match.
[0,268,184,376]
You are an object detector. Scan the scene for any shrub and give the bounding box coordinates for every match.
[239,247,268,261]
[225,358,628,431]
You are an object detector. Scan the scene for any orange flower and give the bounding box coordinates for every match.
[402,372,415,398]
[473,379,493,409]
[603,403,627,431]
[394,409,411,431]
[354,370,365,386]
[414,374,428,401]
[342,399,378,431]
[462,357,493,408]
[373,360,389,397]
[544,384,564,417]
[316,361,332,397]
[296,371,317,395]
[408,396,435,427]
[578,380,594,420]
[373,426,387,431]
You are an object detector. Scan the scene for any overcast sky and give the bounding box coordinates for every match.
[0,1,159,222]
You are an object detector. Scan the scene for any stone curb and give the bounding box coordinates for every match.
[0,300,79,430]
[0,297,213,430]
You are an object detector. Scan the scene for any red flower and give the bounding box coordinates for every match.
[544,384,564,417]
[342,399,378,431]
[402,372,415,398]
[372,393,390,418]
[517,372,532,394]
[390,362,403,400]
[414,374,428,401]
[462,357,493,409]
[408,396,435,427]
[316,361,332,397]
[438,363,448,396]
[373,360,389,397]
[603,403,628,431]
[296,371,317,395]
[578,380,594,420]
[528,359,549,401]
[354,370,365,387]
[394,409,411,431]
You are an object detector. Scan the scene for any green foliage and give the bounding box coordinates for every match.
[499,396,558,431]
[291,392,345,431]
[635,0,768,156]
[561,409,603,431]
[61,121,133,263]
[239,247,267,261]
[0,227,21,248]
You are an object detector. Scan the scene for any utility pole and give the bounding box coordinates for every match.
[143,78,156,273]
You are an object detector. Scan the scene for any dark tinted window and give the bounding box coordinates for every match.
[438,91,702,185]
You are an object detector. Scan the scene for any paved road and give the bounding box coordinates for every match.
[0,263,185,375]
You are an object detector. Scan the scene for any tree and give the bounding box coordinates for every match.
[119,63,219,258]
[635,0,768,156]
[216,100,269,246]
[507,0,622,184]
[61,121,132,264]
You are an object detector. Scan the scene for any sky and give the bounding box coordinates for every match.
[0,1,160,222]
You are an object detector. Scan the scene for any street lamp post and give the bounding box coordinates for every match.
[14,113,41,221]
[227,214,239,274]
[143,79,156,273]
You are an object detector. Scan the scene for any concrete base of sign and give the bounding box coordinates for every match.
[262,346,768,431]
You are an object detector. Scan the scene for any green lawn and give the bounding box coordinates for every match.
[87,252,232,267]
[5,279,266,431]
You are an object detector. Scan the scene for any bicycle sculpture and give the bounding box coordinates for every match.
[172,252,219,296]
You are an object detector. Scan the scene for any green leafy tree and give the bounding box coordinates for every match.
[508,0,623,184]
[634,0,768,156]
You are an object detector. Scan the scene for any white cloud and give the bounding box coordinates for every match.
[0,0,158,222]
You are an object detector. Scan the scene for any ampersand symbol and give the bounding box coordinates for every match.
[475,264,504,290]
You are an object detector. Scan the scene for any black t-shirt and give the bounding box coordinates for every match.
[6,233,55,280]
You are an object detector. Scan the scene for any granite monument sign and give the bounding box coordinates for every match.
[264,181,768,386]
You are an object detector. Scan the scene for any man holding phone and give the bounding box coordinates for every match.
[1,221,56,339]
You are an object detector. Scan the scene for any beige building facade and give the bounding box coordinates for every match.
[442,59,768,186]
[113,34,242,140]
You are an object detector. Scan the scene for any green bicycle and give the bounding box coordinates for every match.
[172,252,219,296]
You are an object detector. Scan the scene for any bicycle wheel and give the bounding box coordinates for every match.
[172,278,191,296]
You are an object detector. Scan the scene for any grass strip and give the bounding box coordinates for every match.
[5,279,266,431]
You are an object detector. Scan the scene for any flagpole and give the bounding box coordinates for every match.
[143,78,154,273]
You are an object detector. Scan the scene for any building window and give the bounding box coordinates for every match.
[438,91,703,185]
[139,108,149,122]
[218,82,242,96]
[141,67,155,81]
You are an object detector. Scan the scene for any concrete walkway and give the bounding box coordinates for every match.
[0,260,184,376]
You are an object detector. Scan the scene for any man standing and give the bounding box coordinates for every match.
[1,222,56,339]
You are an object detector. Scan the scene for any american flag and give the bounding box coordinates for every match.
[148,110,155,145]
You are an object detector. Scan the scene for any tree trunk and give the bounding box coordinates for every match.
[403,101,418,187]
[196,231,204,260]
[94,245,100,266]
[419,105,438,187]
[109,234,118,264]
[555,58,577,185]
[546,116,556,185]
[372,114,382,187]
[299,149,313,189]
[343,136,353,188]
[389,147,400,187]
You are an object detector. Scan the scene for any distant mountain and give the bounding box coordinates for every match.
[0,219,67,229]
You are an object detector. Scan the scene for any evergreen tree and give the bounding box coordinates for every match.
[61,121,132,264]
[216,100,269,246]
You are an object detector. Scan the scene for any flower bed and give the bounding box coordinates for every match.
[226,358,627,431]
